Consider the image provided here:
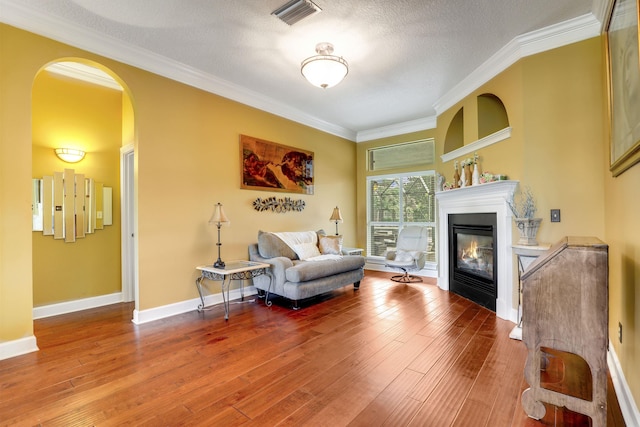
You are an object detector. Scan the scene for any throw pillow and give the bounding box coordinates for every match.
[292,242,322,260]
[319,235,343,255]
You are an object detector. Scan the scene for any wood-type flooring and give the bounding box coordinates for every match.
[0,271,625,426]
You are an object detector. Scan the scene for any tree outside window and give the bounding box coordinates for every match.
[367,172,436,263]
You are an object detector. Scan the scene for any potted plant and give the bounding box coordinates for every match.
[508,186,542,246]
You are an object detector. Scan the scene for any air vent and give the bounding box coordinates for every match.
[272,0,321,26]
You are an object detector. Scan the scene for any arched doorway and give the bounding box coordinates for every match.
[31,59,137,318]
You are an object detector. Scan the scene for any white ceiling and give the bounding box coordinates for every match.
[1,0,609,141]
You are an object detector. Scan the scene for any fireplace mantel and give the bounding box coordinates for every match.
[435,180,518,322]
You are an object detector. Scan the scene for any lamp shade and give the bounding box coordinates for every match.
[329,206,343,223]
[55,148,85,163]
[301,42,348,89]
[209,203,230,225]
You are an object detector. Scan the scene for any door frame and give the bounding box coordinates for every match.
[120,143,137,308]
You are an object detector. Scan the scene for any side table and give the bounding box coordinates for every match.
[509,243,550,340]
[342,247,363,256]
[196,260,270,320]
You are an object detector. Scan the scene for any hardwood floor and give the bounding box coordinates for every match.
[0,271,625,426]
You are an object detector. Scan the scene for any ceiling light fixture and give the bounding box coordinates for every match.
[301,42,349,89]
[55,148,85,163]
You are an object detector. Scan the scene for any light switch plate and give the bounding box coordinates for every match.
[550,209,561,222]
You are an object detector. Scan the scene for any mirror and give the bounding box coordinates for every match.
[32,169,113,241]
[32,178,43,231]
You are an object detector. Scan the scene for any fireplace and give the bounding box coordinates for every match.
[449,213,497,311]
[435,180,517,322]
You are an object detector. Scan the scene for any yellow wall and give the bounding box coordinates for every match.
[358,37,640,409]
[31,71,122,306]
[606,161,640,406]
[2,21,638,413]
[0,24,356,338]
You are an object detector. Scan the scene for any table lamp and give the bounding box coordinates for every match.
[209,202,230,268]
[329,206,343,235]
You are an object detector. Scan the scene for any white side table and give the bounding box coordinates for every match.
[509,244,550,340]
[342,247,363,256]
[196,260,270,320]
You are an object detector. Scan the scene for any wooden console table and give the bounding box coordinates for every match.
[195,261,270,320]
[520,236,608,426]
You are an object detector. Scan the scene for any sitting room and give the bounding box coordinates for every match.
[1,0,638,425]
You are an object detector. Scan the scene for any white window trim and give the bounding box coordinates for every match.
[366,171,438,276]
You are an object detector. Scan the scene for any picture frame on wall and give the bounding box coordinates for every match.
[607,0,640,176]
[240,134,314,194]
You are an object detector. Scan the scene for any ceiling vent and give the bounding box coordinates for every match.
[272,0,321,26]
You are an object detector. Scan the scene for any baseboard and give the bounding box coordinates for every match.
[608,342,640,426]
[0,335,39,361]
[132,287,258,325]
[33,292,123,319]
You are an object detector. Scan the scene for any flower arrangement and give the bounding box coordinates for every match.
[479,172,495,184]
[507,186,537,219]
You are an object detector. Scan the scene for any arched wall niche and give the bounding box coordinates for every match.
[477,93,509,139]
[444,107,464,154]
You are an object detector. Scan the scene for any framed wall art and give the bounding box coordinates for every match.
[607,0,640,176]
[240,135,314,194]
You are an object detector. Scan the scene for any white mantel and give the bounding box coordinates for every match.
[435,180,518,323]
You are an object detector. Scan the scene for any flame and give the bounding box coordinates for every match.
[462,239,478,259]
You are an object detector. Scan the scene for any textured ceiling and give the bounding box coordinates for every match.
[1,0,606,140]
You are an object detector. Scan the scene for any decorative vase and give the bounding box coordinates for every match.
[460,164,466,188]
[464,163,472,187]
[453,163,460,189]
[472,162,480,185]
[514,218,542,246]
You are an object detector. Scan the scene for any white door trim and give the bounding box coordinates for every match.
[120,144,137,307]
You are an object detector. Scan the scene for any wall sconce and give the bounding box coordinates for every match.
[55,148,85,163]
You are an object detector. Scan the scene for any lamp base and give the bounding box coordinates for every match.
[213,259,225,269]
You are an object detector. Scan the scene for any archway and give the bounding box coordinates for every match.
[31,59,137,318]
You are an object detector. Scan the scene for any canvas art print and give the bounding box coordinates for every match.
[240,135,314,194]
[607,0,640,176]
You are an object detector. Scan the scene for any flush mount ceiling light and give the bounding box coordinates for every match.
[55,148,85,163]
[301,42,349,89]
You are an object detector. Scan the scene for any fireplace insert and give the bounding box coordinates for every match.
[448,213,497,311]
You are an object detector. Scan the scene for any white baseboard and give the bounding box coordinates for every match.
[0,335,39,361]
[132,287,258,324]
[33,292,123,319]
[608,342,640,426]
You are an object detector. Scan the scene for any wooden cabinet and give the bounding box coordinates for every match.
[521,236,608,426]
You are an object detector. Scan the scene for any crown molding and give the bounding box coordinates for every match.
[356,116,437,142]
[0,0,356,141]
[593,0,613,31]
[434,13,601,116]
[1,0,602,142]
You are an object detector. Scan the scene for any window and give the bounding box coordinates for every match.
[367,171,437,265]
[368,139,435,171]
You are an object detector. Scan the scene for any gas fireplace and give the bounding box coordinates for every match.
[449,213,497,311]
[435,180,517,323]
